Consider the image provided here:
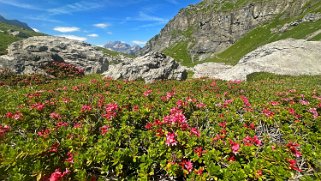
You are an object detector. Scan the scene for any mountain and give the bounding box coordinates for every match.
[0,15,33,31]
[104,41,142,55]
[0,16,44,55]
[141,0,321,67]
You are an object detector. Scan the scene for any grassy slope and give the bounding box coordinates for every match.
[0,22,44,55]
[162,0,321,66]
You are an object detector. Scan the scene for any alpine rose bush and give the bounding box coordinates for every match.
[0,74,320,180]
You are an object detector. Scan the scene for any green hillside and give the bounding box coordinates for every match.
[0,22,44,55]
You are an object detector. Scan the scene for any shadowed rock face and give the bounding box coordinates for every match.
[194,39,321,81]
[141,0,309,61]
[0,36,109,75]
[103,52,187,83]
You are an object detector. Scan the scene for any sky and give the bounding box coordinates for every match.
[0,0,200,47]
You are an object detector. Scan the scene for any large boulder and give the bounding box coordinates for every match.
[0,36,109,74]
[103,52,187,83]
[215,39,321,81]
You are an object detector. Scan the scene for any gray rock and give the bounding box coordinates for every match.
[0,36,109,74]
[214,39,321,81]
[192,62,233,79]
[103,52,187,83]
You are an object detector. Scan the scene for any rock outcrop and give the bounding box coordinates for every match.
[141,0,309,61]
[103,52,187,83]
[213,39,321,80]
[0,36,109,74]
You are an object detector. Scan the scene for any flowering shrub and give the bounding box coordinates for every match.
[41,61,85,79]
[0,74,321,180]
[0,61,84,86]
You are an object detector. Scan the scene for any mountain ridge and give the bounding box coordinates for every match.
[0,15,33,31]
[141,0,321,66]
[104,41,142,55]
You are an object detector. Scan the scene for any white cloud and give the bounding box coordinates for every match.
[132,40,146,46]
[54,26,80,33]
[87,34,98,37]
[0,0,42,10]
[93,23,110,28]
[48,1,102,15]
[107,31,113,35]
[32,28,40,32]
[57,34,87,41]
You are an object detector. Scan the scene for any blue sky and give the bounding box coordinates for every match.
[0,0,200,46]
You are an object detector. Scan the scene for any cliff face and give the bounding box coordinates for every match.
[141,0,310,62]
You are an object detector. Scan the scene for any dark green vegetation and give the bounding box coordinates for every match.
[0,22,44,55]
[1,73,321,180]
[163,0,321,66]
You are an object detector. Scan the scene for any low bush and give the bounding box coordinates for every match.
[0,74,321,180]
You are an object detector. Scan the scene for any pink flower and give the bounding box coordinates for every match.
[73,122,82,129]
[49,168,70,181]
[5,112,13,118]
[0,125,11,137]
[56,122,68,128]
[49,142,60,153]
[163,112,187,125]
[287,142,302,157]
[252,136,262,146]
[196,102,206,108]
[262,108,274,118]
[218,121,227,128]
[299,100,310,105]
[12,112,23,120]
[100,125,109,135]
[227,154,236,161]
[65,151,74,163]
[37,129,50,138]
[166,132,177,146]
[145,122,153,130]
[176,99,187,108]
[181,160,193,173]
[288,159,302,172]
[229,140,240,154]
[50,112,61,120]
[270,101,280,106]
[105,103,119,112]
[194,146,204,157]
[309,108,319,119]
[103,103,119,120]
[240,95,251,107]
[190,127,200,137]
[31,102,45,111]
[243,135,262,146]
[143,89,153,97]
[81,105,92,112]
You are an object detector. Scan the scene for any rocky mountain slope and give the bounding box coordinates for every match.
[0,15,33,31]
[141,0,321,66]
[104,41,142,55]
